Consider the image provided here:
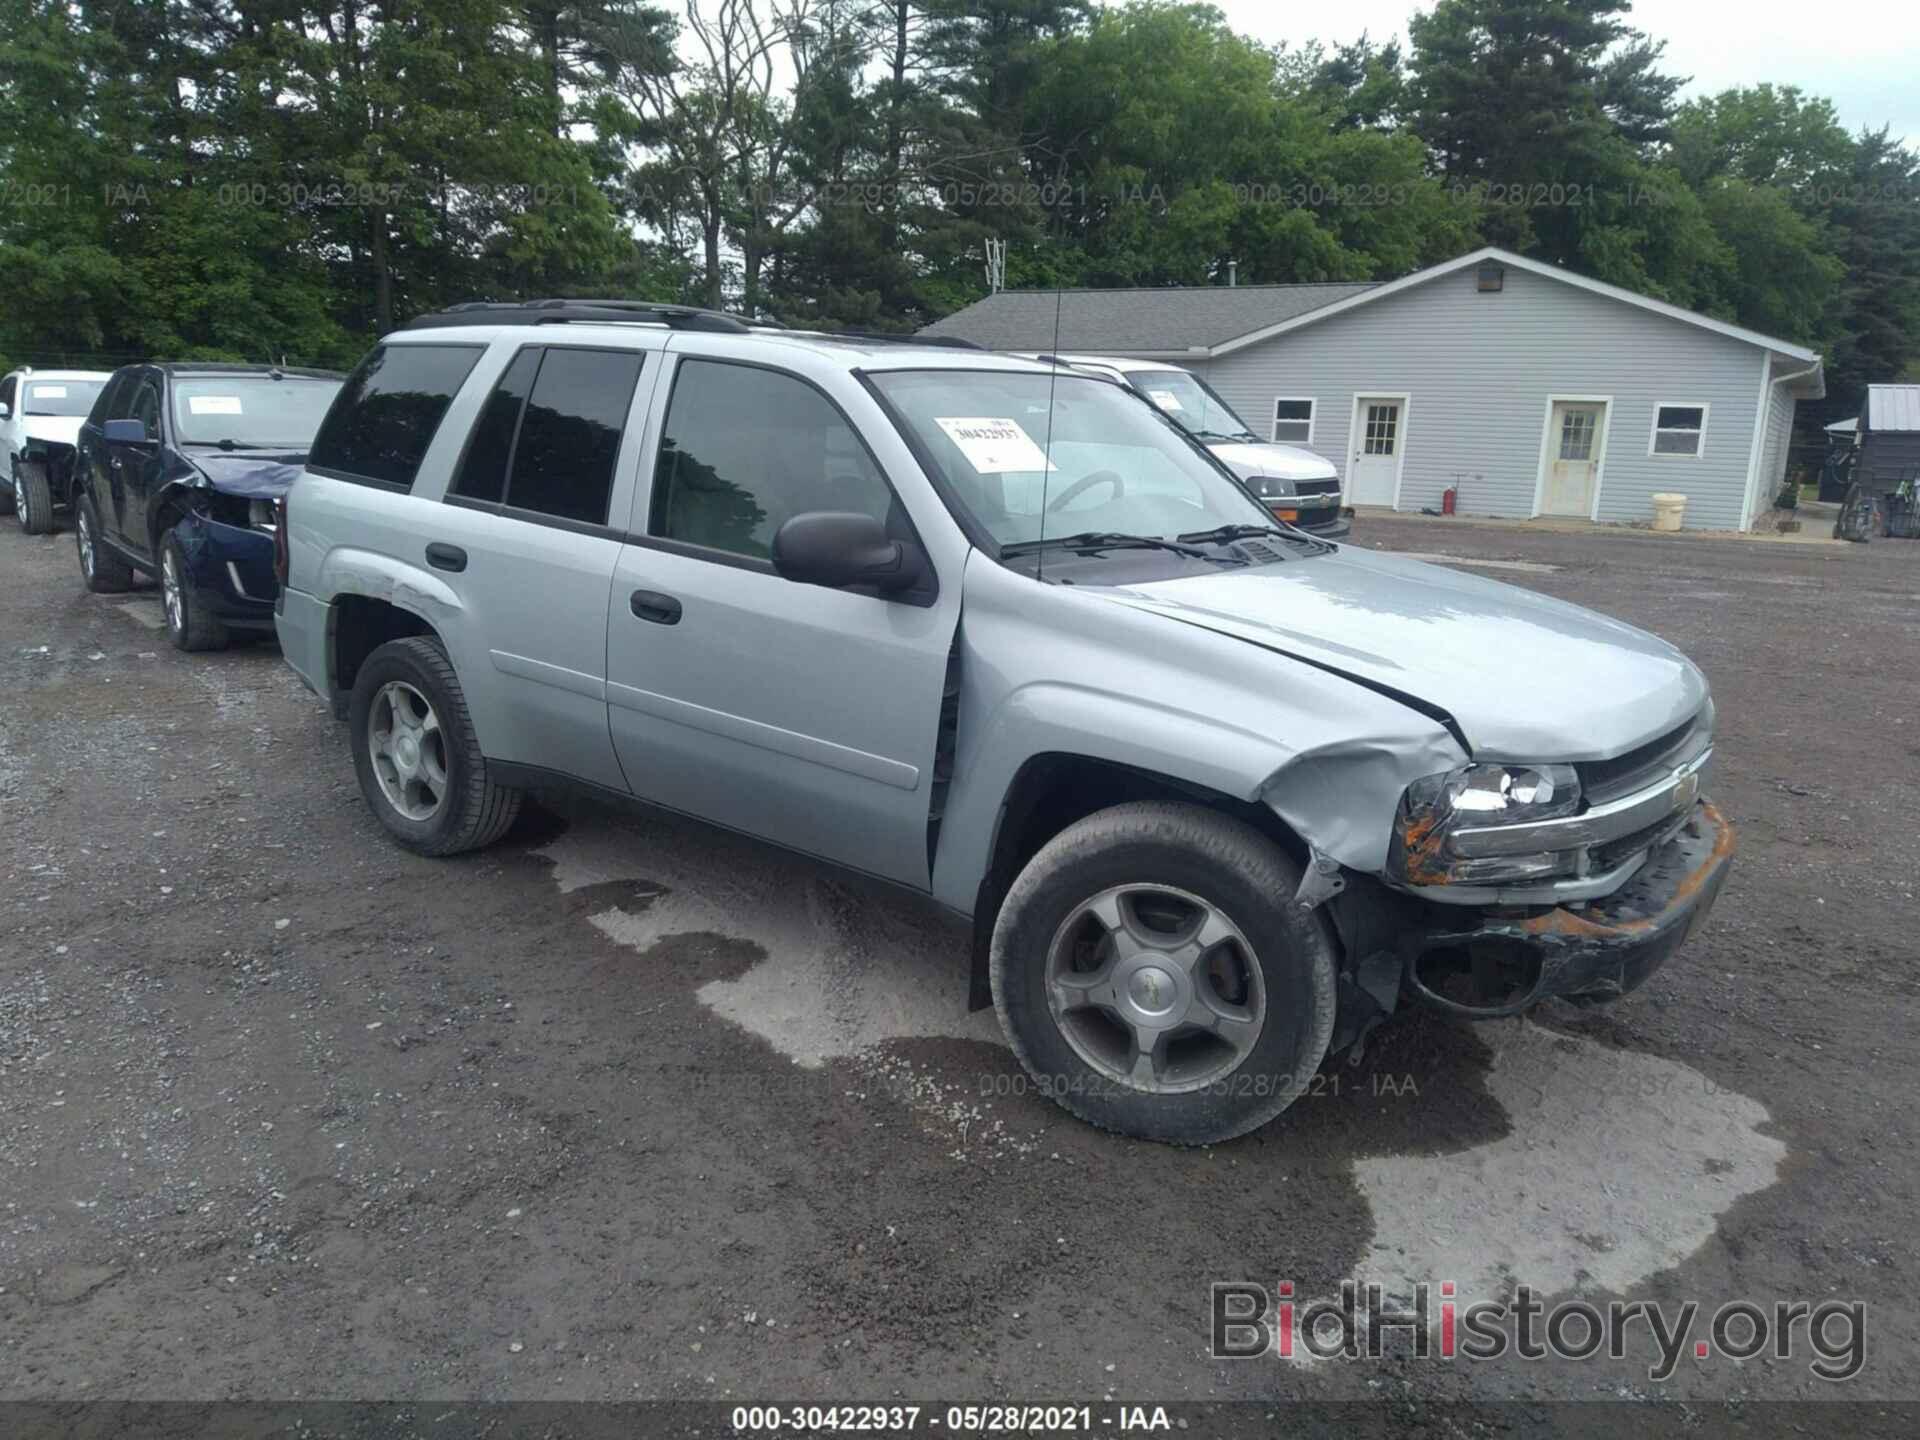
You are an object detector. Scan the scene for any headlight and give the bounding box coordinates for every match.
[1246,474,1295,499]
[1391,762,1582,886]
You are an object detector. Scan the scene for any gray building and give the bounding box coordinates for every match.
[923,247,1826,532]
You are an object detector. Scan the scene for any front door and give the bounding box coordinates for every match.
[1542,401,1605,516]
[1349,397,1402,505]
[109,370,167,553]
[606,354,958,889]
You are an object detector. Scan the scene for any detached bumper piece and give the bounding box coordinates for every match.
[1401,800,1734,1017]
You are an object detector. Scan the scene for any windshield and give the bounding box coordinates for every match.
[870,369,1276,549]
[171,376,343,447]
[1123,368,1257,442]
[23,380,107,417]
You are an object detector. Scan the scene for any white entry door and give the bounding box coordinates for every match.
[1349,397,1402,505]
[1542,401,1606,516]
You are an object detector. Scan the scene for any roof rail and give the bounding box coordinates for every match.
[831,329,982,350]
[404,299,754,334]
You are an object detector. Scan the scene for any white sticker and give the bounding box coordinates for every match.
[33,385,68,399]
[1147,389,1183,412]
[188,395,244,415]
[933,416,1056,474]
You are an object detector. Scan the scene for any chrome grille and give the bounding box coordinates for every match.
[1578,703,1714,806]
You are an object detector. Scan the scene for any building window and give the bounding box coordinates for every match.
[1650,403,1708,457]
[1272,397,1315,445]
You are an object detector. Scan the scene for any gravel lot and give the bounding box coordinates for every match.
[2,513,1916,1428]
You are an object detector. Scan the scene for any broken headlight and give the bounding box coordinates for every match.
[1390,762,1582,886]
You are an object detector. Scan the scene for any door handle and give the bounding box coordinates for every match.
[629,589,682,625]
[425,542,467,572]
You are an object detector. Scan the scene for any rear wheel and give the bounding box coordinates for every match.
[990,801,1337,1145]
[348,636,522,855]
[75,496,133,592]
[17,460,53,535]
[160,530,230,652]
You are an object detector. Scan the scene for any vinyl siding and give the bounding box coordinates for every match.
[1753,380,1797,525]
[1198,264,1768,531]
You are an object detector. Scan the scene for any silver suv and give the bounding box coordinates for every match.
[276,300,1731,1144]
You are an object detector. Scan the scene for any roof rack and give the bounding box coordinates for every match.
[829,329,982,350]
[404,299,754,334]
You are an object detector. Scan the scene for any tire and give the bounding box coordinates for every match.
[348,636,522,856]
[74,496,133,592]
[990,801,1338,1145]
[17,459,53,535]
[160,529,230,652]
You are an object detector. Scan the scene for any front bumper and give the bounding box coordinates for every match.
[1264,494,1348,538]
[175,513,279,628]
[1399,800,1734,1016]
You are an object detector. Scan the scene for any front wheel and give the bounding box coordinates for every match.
[17,460,54,535]
[160,529,230,651]
[990,801,1337,1145]
[348,636,522,856]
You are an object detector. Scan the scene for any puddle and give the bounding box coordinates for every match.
[538,816,1784,1298]
[536,817,997,1067]
[1353,1019,1784,1298]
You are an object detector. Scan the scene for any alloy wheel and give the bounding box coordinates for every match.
[1044,883,1266,1094]
[161,547,184,636]
[367,681,449,822]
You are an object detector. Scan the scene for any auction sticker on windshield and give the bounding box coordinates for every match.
[1147,389,1183,411]
[188,395,244,415]
[934,416,1056,473]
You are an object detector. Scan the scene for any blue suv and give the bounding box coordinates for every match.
[72,363,343,650]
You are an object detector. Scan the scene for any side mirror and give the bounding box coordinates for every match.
[103,418,152,445]
[772,511,927,595]
[0,402,11,420]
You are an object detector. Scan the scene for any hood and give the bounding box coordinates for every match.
[187,449,310,500]
[1207,440,1339,485]
[23,416,85,449]
[1095,546,1706,760]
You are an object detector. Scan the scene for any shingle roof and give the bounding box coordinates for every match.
[919,282,1378,353]
[1866,384,1920,433]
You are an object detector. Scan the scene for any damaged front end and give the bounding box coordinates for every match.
[1280,705,1731,1053]
[154,459,296,625]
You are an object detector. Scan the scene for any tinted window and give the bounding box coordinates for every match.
[449,349,540,505]
[309,344,483,489]
[98,371,135,422]
[501,348,641,525]
[652,360,892,560]
[0,376,15,408]
[129,377,162,435]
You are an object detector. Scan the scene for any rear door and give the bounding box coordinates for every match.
[418,340,659,794]
[604,348,959,888]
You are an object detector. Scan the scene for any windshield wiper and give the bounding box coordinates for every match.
[1002,530,1212,559]
[183,439,278,450]
[1177,522,1328,550]
[1190,428,1259,444]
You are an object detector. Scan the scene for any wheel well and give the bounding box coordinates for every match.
[965,752,1308,1009]
[330,596,437,708]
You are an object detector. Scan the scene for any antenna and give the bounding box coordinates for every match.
[1035,287,1063,583]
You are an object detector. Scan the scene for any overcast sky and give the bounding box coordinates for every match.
[1200,0,1917,147]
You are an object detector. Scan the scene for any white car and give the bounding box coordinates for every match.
[0,367,113,533]
[1022,353,1349,538]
